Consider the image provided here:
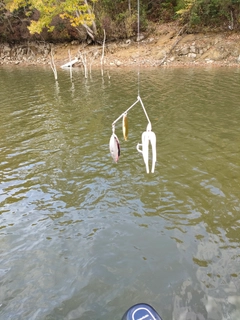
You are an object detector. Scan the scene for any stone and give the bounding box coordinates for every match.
[181,47,189,55]
[3,45,10,53]
[188,53,197,58]
[190,45,196,53]
[205,58,213,64]
[137,34,144,42]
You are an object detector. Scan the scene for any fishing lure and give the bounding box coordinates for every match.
[109,0,157,174]
[122,113,128,141]
[109,132,120,163]
[110,96,157,173]
[137,123,156,173]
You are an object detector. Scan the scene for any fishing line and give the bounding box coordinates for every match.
[137,0,140,97]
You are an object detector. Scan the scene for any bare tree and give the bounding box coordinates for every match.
[128,0,131,15]
[75,0,97,41]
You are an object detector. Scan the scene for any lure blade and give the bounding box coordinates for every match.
[150,132,156,173]
[142,131,150,173]
[109,133,120,163]
[136,124,157,173]
[122,114,128,141]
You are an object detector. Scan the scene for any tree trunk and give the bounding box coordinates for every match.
[84,0,97,37]
[128,0,131,15]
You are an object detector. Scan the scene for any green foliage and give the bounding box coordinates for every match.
[175,0,240,28]
[144,0,175,22]
[117,11,137,37]
[94,0,150,39]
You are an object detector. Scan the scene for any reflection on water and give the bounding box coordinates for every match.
[0,66,240,320]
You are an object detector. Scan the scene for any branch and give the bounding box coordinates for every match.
[78,49,88,78]
[101,29,106,77]
[50,46,58,81]
[84,0,97,35]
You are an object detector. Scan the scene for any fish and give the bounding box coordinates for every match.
[109,133,120,163]
[122,113,128,141]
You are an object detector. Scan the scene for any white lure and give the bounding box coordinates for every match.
[137,123,156,173]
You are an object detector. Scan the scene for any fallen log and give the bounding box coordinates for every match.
[60,58,79,68]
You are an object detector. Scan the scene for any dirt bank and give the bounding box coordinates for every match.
[1,23,240,68]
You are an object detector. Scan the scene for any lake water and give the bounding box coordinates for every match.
[0,65,240,320]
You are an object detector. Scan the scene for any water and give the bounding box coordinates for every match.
[0,65,240,320]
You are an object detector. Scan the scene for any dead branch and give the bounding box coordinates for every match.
[101,29,106,77]
[68,49,73,80]
[50,46,58,81]
[78,49,88,78]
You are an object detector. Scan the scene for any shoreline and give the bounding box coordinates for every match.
[1,23,240,69]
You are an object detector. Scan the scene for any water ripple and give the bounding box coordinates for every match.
[0,67,240,320]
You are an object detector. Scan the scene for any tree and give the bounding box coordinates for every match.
[5,0,98,39]
[61,0,97,40]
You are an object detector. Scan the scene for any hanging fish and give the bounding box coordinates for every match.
[122,113,128,141]
[109,133,120,163]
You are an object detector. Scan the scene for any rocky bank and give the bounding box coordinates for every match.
[1,23,240,68]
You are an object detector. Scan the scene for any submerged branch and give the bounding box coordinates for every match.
[50,46,58,81]
[101,29,106,77]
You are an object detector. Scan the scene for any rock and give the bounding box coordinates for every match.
[137,34,144,42]
[188,53,197,58]
[3,45,10,53]
[211,50,226,60]
[44,49,49,56]
[181,47,189,55]
[205,58,213,64]
[190,45,196,53]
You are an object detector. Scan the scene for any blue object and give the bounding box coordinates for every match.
[122,303,163,320]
